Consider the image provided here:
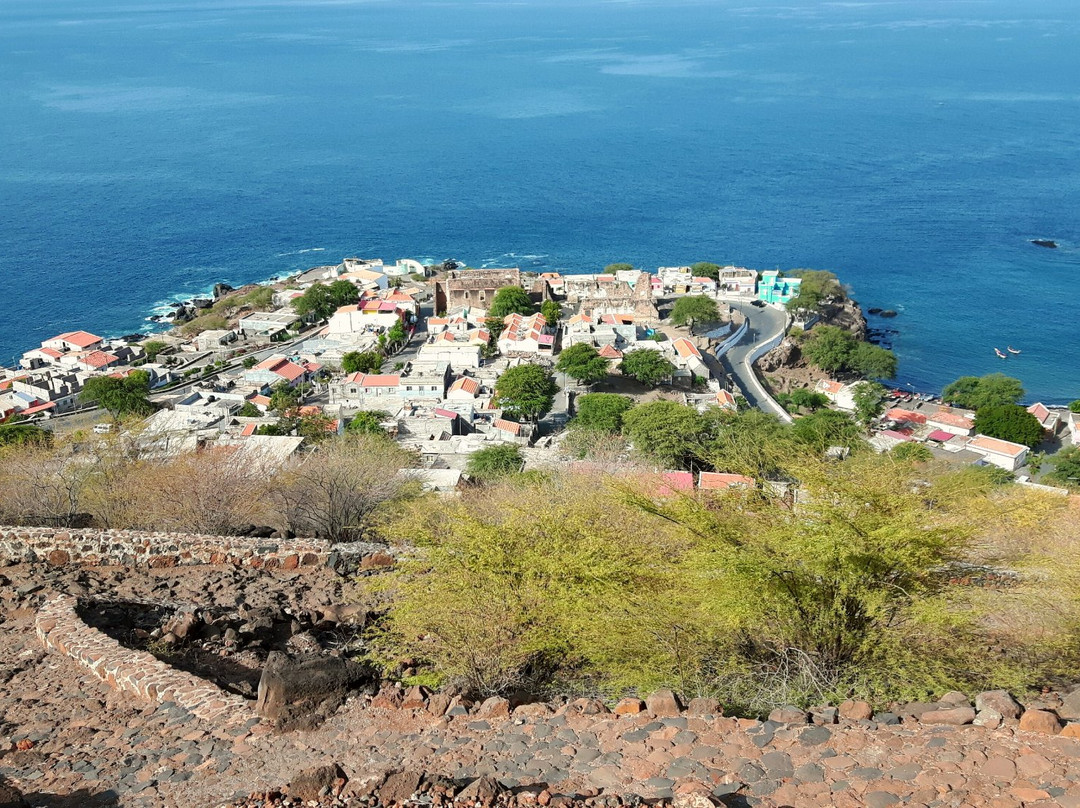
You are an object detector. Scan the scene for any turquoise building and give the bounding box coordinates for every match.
[757,271,802,305]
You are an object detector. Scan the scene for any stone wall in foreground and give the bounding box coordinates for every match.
[0,526,394,573]
[35,595,257,727]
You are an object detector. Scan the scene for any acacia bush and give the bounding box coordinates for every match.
[369,455,1075,709]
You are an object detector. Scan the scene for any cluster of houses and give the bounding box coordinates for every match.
[8,258,1076,494]
[815,378,1074,473]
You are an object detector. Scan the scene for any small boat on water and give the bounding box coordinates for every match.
[1007,346,1021,354]
[994,348,1008,359]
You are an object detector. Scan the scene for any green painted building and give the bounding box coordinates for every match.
[757,271,802,305]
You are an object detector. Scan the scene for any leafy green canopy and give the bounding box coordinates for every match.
[603,263,635,274]
[466,444,525,483]
[622,400,711,470]
[618,349,675,387]
[493,364,557,421]
[555,343,610,385]
[1045,446,1080,488]
[342,351,383,375]
[0,422,52,447]
[572,393,634,434]
[973,404,1044,449]
[784,270,845,315]
[80,370,156,418]
[943,374,1025,410]
[690,262,722,281]
[347,411,390,435]
[801,325,897,380]
[540,300,562,324]
[488,286,535,320]
[670,296,720,334]
[293,280,359,320]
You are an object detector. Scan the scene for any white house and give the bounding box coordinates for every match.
[497,313,554,357]
[926,407,976,437]
[966,434,1029,472]
[815,379,857,412]
[195,329,237,352]
[1027,402,1060,433]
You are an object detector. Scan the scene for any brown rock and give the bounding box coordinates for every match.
[371,682,404,710]
[256,651,371,730]
[563,697,609,715]
[455,775,505,804]
[1060,722,1080,738]
[982,756,1016,780]
[1018,709,1061,735]
[361,551,395,570]
[646,688,684,717]
[1058,688,1080,720]
[1015,754,1053,779]
[14,740,34,751]
[427,692,452,717]
[46,549,70,566]
[378,770,424,805]
[475,696,510,719]
[938,690,970,706]
[672,793,717,808]
[686,697,722,716]
[288,764,347,801]
[838,700,873,721]
[614,697,645,716]
[401,685,430,710]
[1009,788,1050,803]
[768,705,809,724]
[975,690,1022,720]
[512,702,554,718]
[919,707,975,726]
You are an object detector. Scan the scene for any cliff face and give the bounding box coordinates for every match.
[820,297,867,341]
[757,338,802,372]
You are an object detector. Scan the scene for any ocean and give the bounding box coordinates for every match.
[1,0,1078,402]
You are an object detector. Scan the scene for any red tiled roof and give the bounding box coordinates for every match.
[78,350,119,369]
[817,379,845,395]
[885,408,926,424]
[598,344,623,360]
[352,373,400,388]
[492,418,522,436]
[673,338,701,359]
[20,401,55,415]
[927,430,955,442]
[699,472,754,490]
[449,377,480,396]
[968,435,1027,457]
[879,429,913,442]
[240,423,257,437]
[51,330,102,349]
[434,407,458,419]
[929,410,974,429]
[715,389,737,408]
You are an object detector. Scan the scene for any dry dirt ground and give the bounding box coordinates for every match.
[4,563,1080,808]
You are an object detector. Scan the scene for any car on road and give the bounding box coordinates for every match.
[751,299,766,308]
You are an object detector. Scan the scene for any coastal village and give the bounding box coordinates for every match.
[0,258,1074,489]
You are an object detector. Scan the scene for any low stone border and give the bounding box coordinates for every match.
[35,595,256,727]
[0,525,393,574]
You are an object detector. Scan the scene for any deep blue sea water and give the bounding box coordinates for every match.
[1,0,1078,402]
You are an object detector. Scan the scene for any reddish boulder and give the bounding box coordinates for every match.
[838,700,873,721]
[646,688,684,717]
[614,697,646,716]
[686,697,722,716]
[46,549,70,566]
[1018,709,1061,735]
[920,707,975,726]
[288,764,347,801]
[475,696,510,719]
[974,690,1021,720]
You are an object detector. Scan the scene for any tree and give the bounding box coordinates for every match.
[973,404,1044,448]
[268,381,301,415]
[292,283,333,320]
[705,409,794,480]
[0,422,52,447]
[784,269,844,315]
[271,434,414,542]
[387,319,407,346]
[892,442,933,463]
[943,373,1025,410]
[852,381,887,427]
[618,349,675,388]
[622,401,709,469]
[850,342,897,379]
[142,340,168,362]
[555,343,609,385]
[296,412,338,444]
[1069,400,1080,414]
[791,409,864,454]
[573,393,634,434]
[241,356,258,369]
[802,325,896,380]
[488,286,535,320]
[801,326,855,374]
[342,351,383,375]
[494,364,557,422]
[237,401,261,418]
[347,410,390,435]
[466,444,525,483]
[327,279,360,309]
[690,262,722,281]
[80,371,156,419]
[788,389,829,412]
[603,263,635,275]
[670,295,720,335]
[540,299,562,324]
[1045,446,1080,488]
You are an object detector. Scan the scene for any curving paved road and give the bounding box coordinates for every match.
[719,301,792,422]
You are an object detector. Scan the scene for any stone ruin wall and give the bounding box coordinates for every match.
[0,525,390,572]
